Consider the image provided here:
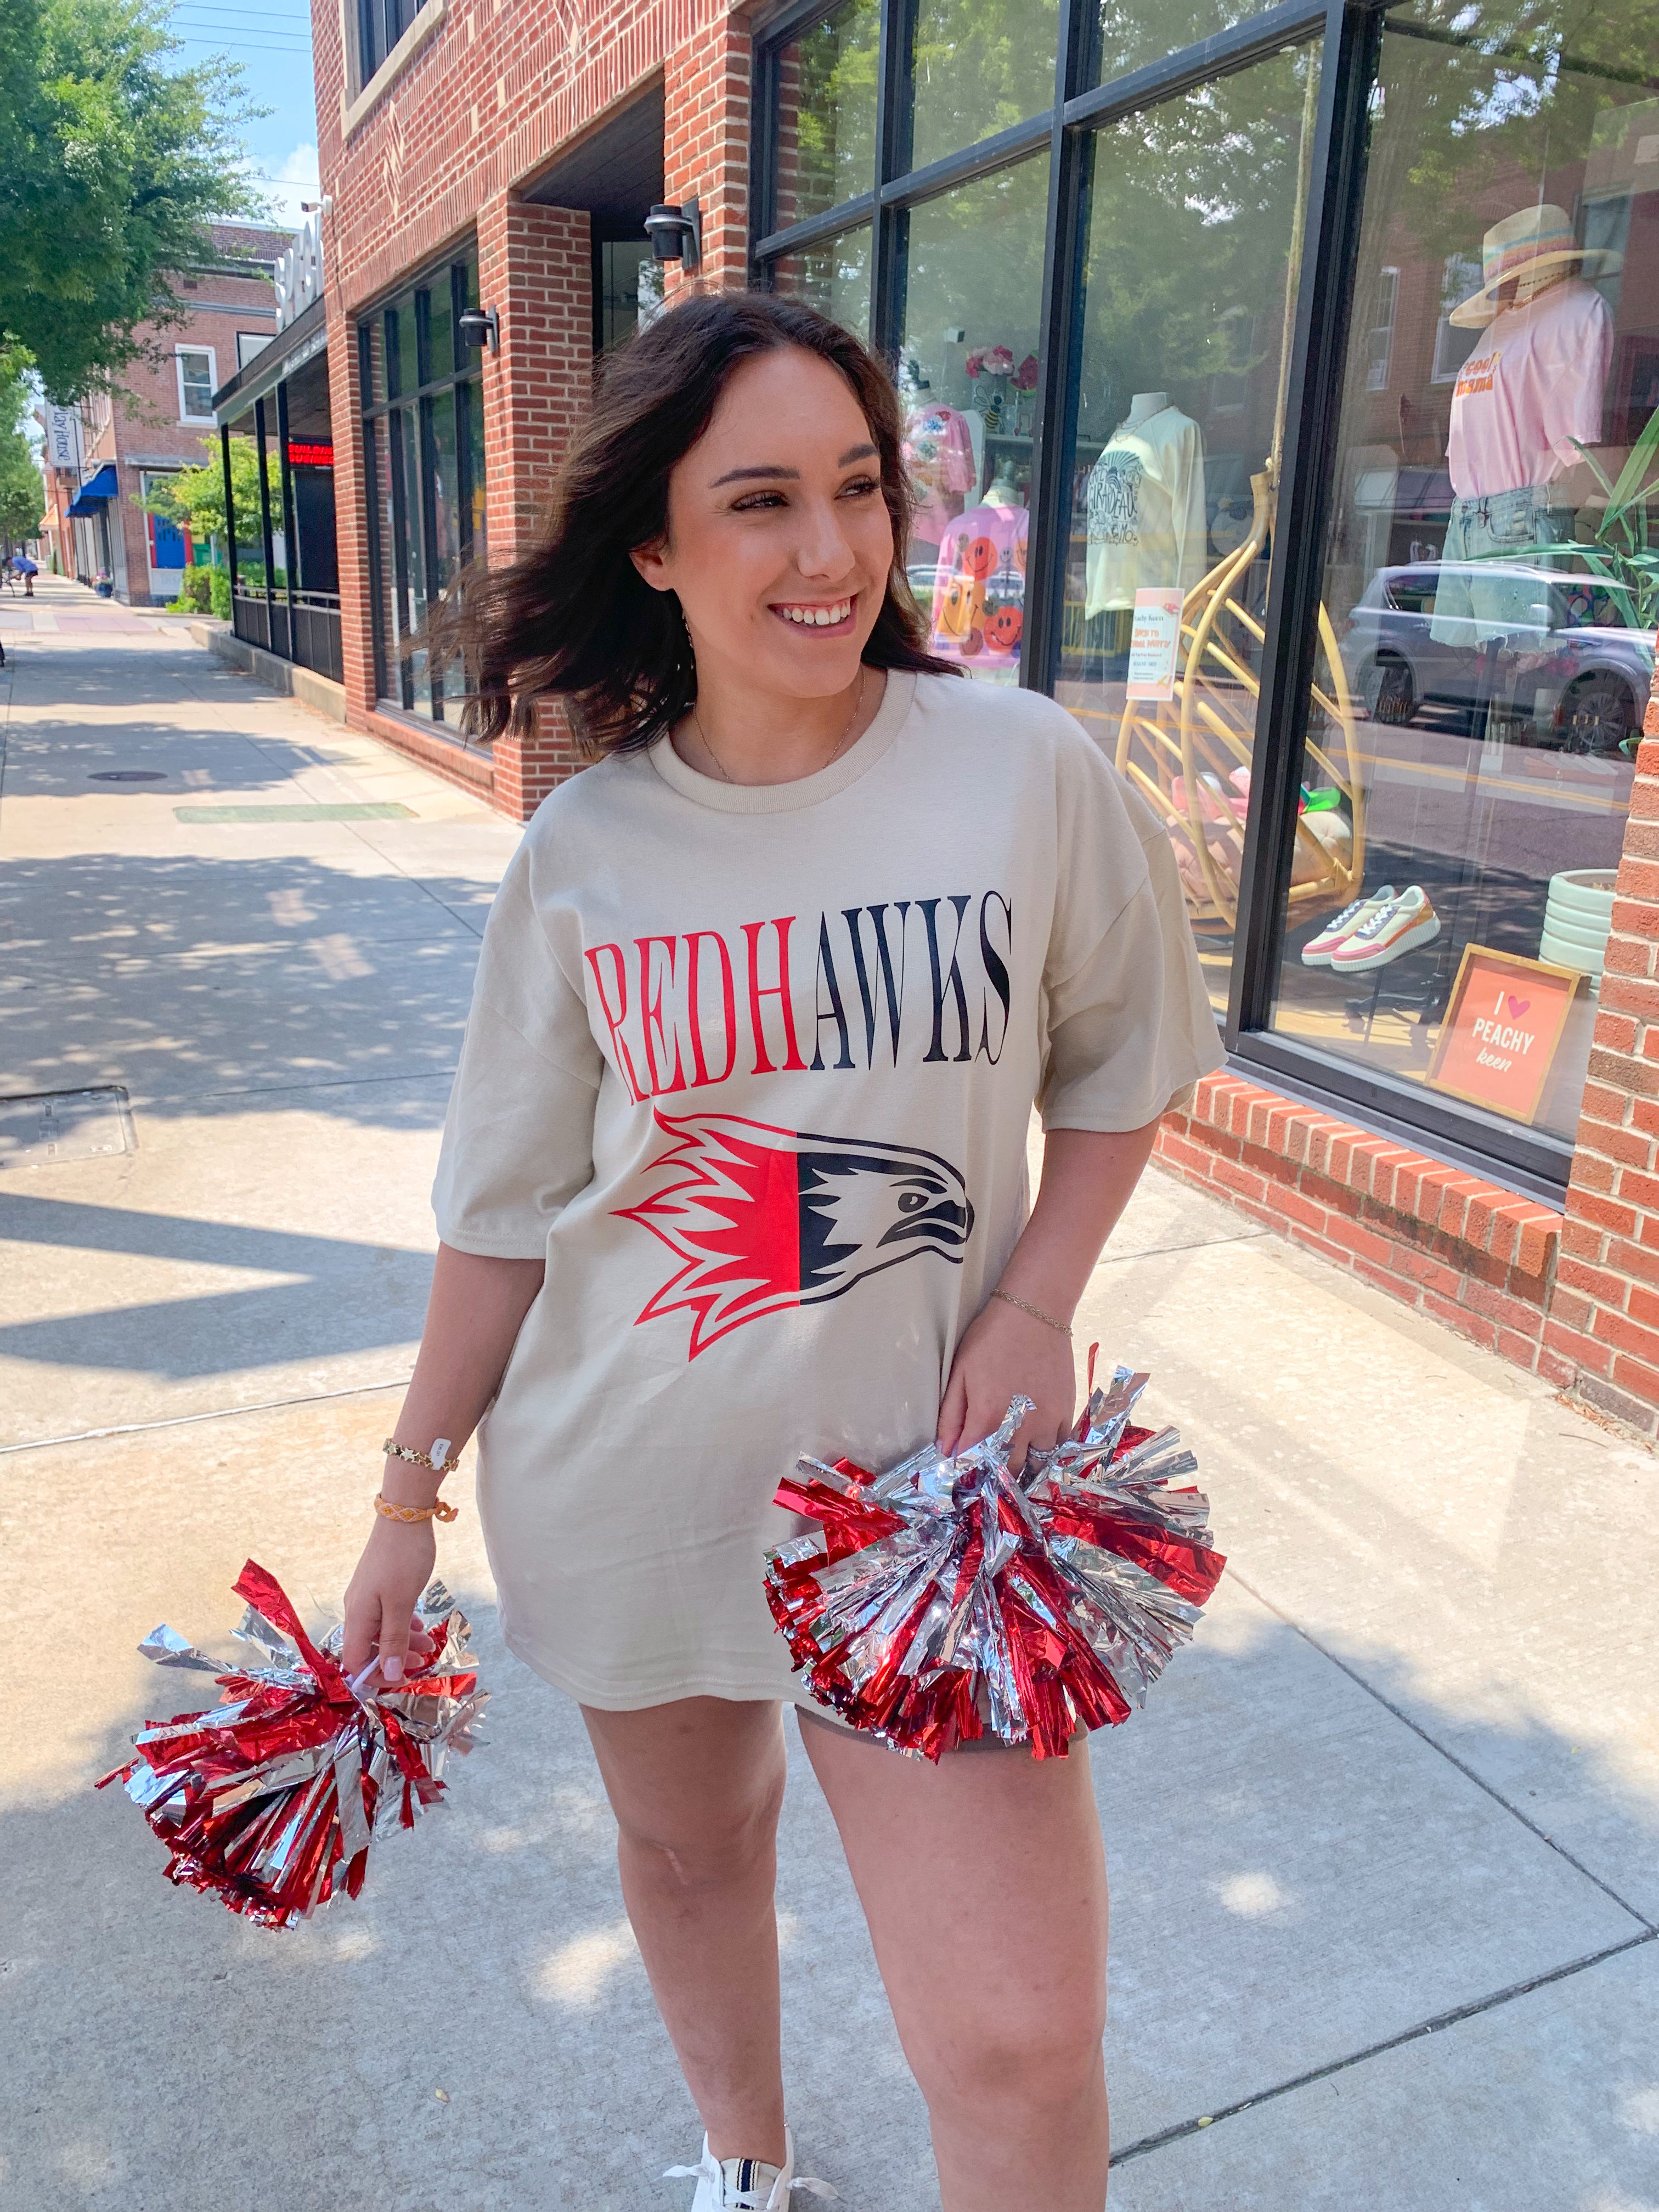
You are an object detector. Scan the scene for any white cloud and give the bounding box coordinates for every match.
[244,142,320,228]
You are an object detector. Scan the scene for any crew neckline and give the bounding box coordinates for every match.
[646,668,916,814]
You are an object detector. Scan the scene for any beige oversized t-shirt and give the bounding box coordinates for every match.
[433,669,1223,1710]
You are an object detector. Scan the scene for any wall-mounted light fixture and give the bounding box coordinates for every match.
[458,306,500,354]
[645,199,702,273]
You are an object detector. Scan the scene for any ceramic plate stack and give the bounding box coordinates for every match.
[1539,868,1616,986]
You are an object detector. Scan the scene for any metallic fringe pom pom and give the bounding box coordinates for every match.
[765,1361,1224,1760]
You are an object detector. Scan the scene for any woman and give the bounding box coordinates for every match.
[343,294,1221,2212]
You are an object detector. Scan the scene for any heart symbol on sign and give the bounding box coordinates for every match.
[1506,994,1530,1018]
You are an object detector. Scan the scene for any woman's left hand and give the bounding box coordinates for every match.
[936,1295,1076,1471]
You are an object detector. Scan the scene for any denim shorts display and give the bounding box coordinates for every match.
[1429,486,1573,645]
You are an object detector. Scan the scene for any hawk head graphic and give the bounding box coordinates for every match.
[616,1111,975,1357]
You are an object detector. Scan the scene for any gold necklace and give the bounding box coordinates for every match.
[691,668,867,786]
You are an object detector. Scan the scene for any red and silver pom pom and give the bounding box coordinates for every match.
[765,1360,1224,1760]
[98,1561,487,1928]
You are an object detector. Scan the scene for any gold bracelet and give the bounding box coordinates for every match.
[383,1435,463,1477]
[991,1288,1073,1338]
[374,1493,459,1524]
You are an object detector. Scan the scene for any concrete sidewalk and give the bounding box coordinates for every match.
[1,609,1655,2211]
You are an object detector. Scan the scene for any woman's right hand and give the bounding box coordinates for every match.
[342,1514,438,1684]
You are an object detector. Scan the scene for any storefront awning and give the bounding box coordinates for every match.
[66,464,118,515]
[213,296,328,425]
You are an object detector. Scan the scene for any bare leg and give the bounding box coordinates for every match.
[582,1697,788,2166]
[800,1715,1111,2212]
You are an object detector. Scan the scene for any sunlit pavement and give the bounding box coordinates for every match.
[2,590,1655,2211]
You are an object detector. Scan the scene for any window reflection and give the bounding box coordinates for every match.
[910,0,1058,172]
[1269,0,1657,1144]
[1085,0,1280,93]
[771,228,873,337]
[898,156,1049,682]
[1054,45,1322,1011]
[775,0,881,230]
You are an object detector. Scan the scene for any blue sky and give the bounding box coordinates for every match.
[166,0,322,229]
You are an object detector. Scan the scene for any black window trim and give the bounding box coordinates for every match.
[748,0,1611,1204]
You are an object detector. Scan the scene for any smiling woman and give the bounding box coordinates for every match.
[445,292,955,757]
[363,290,1224,2212]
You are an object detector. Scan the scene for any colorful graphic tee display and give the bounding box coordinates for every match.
[1084,405,1208,614]
[903,402,979,548]
[929,501,1029,670]
[1445,278,1612,501]
[431,672,1222,1711]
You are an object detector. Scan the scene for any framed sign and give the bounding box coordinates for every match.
[1426,944,1583,1124]
[1125,588,1183,701]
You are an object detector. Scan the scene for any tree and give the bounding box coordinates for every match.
[136,432,260,550]
[0,0,266,404]
[0,355,45,550]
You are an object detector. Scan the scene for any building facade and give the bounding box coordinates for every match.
[39,224,292,603]
[312,0,1659,1432]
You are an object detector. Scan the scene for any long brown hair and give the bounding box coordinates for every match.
[442,290,959,754]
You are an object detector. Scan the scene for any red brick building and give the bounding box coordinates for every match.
[39,224,292,603]
[306,0,1659,1436]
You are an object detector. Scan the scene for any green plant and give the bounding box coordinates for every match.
[1475,406,1659,639]
[208,566,230,619]
[166,565,213,613]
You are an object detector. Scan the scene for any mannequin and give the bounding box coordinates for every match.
[1430,204,1617,648]
[1085,391,1207,621]
[902,381,977,565]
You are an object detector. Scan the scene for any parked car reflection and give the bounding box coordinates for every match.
[1343,562,1655,757]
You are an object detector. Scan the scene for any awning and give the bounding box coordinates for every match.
[66,464,118,515]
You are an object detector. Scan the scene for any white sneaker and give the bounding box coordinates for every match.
[1330,884,1441,972]
[664,2129,837,2209]
[1301,885,1396,966]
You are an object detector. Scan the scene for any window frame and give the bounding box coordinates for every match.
[356,246,483,726]
[752,0,1598,1201]
[176,346,218,425]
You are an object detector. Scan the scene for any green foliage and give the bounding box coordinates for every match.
[0,356,45,545]
[165,563,213,612]
[0,0,267,403]
[136,433,259,544]
[208,563,230,619]
[1475,409,1659,637]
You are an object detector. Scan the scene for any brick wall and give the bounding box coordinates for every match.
[1156,1075,1566,1379]
[1541,670,1659,1435]
[664,12,752,294]
[318,0,754,820]
[328,306,377,720]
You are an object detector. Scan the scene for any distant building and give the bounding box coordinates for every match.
[38,222,294,603]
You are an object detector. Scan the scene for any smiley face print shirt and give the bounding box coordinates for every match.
[431,669,1223,1711]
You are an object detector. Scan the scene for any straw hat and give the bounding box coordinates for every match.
[1450,203,1622,327]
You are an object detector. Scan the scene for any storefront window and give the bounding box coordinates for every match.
[1084,0,1283,93]
[772,227,873,336]
[774,0,881,232]
[898,154,1049,682]
[359,249,486,723]
[1054,43,1321,1012]
[910,0,1058,172]
[1268,0,1657,1146]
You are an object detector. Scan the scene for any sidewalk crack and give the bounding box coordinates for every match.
[1109,1928,1656,2167]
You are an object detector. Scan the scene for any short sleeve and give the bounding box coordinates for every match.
[431,835,604,1259]
[1039,724,1225,1132]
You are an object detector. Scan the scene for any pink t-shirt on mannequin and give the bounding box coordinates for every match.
[904,405,977,547]
[1447,279,1611,499]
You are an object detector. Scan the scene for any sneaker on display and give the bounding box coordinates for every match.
[1329,884,1441,973]
[1301,885,1397,967]
[664,2130,837,2209]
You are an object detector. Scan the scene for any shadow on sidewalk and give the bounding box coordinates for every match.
[2,852,493,1123]
[2,1579,1652,2212]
